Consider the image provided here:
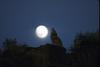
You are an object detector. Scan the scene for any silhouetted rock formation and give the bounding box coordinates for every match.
[0,39,67,67]
[0,31,99,67]
[31,44,67,67]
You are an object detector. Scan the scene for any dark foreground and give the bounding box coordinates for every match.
[0,31,99,67]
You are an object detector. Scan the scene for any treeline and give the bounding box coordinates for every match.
[67,31,99,67]
[0,31,99,67]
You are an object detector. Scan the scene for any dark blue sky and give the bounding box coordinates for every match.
[0,0,99,48]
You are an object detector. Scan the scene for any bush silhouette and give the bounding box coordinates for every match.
[0,31,99,67]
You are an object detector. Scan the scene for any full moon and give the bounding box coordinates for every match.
[35,25,48,38]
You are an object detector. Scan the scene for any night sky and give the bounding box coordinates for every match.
[0,0,99,48]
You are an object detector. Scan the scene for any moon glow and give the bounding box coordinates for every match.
[35,25,48,38]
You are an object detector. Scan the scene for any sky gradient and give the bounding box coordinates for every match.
[0,0,99,48]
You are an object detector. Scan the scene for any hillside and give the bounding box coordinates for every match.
[0,31,99,67]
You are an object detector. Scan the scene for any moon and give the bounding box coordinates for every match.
[35,25,48,38]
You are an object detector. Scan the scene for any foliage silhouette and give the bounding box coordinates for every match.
[69,31,99,67]
[0,31,99,67]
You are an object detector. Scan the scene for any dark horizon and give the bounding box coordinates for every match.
[0,31,99,67]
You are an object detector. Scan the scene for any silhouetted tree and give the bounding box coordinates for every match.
[0,31,99,67]
[0,38,68,67]
[70,31,99,67]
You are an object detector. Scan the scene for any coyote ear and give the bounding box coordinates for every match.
[51,28,57,36]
